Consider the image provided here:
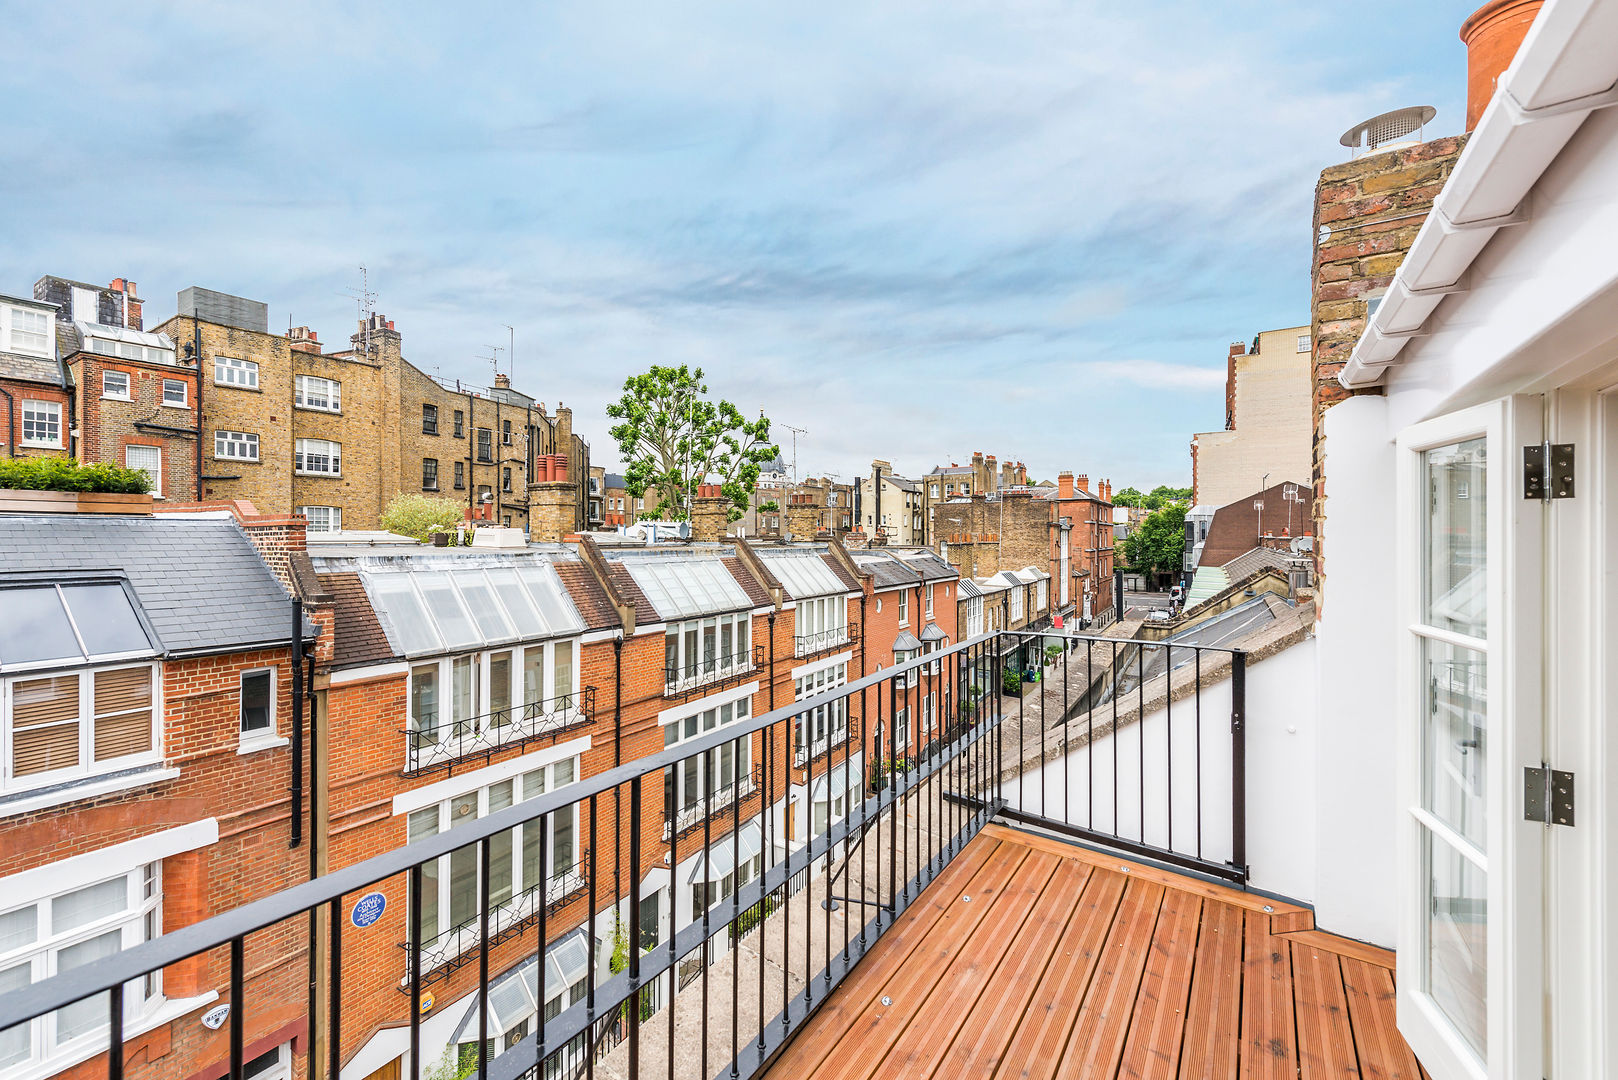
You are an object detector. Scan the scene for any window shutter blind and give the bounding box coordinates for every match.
[12,675,82,775]
[94,667,154,761]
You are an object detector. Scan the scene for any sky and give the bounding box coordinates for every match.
[1,1,1476,489]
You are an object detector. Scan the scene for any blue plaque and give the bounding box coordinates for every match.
[351,891,387,928]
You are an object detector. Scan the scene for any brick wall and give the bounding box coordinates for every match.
[0,378,72,459]
[1310,136,1467,594]
[67,353,201,501]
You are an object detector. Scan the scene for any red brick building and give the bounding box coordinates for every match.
[0,501,315,1080]
[0,292,71,461]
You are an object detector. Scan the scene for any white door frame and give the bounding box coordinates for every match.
[1394,396,1544,1080]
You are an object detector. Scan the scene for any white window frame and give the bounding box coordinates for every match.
[793,661,848,765]
[100,371,131,401]
[662,697,754,835]
[1296,333,1312,353]
[405,758,582,966]
[2,305,52,358]
[294,438,341,477]
[1009,587,1024,623]
[925,584,934,619]
[214,430,258,462]
[19,401,62,449]
[160,379,188,408]
[405,641,583,773]
[0,863,163,1075]
[793,596,848,656]
[1,663,162,796]
[293,374,341,413]
[897,590,909,626]
[298,506,342,533]
[1394,399,1541,1080]
[664,614,752,694]
[123,445,161,498]
[212,355,258,389]
[238,667,277,747]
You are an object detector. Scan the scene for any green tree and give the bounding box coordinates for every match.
[1143,484,1193,510]
[605,365,777,522]
[380,492,465,541]
[1122,502,1188,573]
[1110,486,1144,508]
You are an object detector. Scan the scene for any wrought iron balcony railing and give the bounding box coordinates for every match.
[792,625,851,658]
[663,645,764,700]
[402,687,596,776]
[663,763,763,840]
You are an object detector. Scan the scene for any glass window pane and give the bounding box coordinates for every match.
[517,567,583,637]
[418,574,480,649]
[486,569,544,638]
[553,642,573,705]
[1423,639,1486,850]
[451,656,477,724]
[523,649,545,714]
[1423,438,1487,639]
[456,575,515,643]
[0,963,29,1067]
[552,758,575,787]
[55,930,120,1042]
[1426,831,1486,1056]
[240,671,273,734]
[0,586,82,665]
[411,665,439,732]
[0,906,36,954]
[370,577,443,656]
[552,811,575,874]
[489,652,512,726]
[52,878,127,933]
[61,584,151,658]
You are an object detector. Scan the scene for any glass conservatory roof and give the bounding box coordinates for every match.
[690,822,763,882]
[362,562,584,658]
[622,557,751,619]
[0,581,157,672]
[760,551,848,600]
[450,931,591,1041]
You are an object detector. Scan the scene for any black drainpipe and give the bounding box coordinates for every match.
[0,385,14,457]
[289,599,304,849]
[767,610,777,711]
[612,633,623,914]
[872,464,881,539]
[193,320,204,500]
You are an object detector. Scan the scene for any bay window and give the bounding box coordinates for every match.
[406,758,581,967]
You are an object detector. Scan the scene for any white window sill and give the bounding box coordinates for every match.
[101,395,132,403]
[238,734,289,756]
[161,402,189,409]
[19,442,64,450]
[295,472,342,479]
[5,990,218,1080]
[0,765,179,818]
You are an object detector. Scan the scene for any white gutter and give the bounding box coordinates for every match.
[1339,0,1618,389]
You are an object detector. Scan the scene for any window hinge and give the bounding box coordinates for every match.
[1523,442,1574,500]
[1524,765,1575,826]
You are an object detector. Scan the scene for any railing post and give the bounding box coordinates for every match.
[1229,650,1247,880]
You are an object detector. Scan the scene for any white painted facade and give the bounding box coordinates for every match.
[1191,325,1313,510]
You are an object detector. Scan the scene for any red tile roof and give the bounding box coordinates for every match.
[724,556,772,608]
[319,572,396,668]
[554,560,623,629]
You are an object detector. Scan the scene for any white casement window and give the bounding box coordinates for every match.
[123,446,161,498]
[86,338,173,366]
[664,613,751,692]
[793,662,848,765]
[897,590,909,626]
[2,664,160,794]
[101,371,131,401]
[812,767,859,839]
[794,596,848,656]
[20,401,62,448]
[406,758,582,963]
[160,379,187,408]
[1036,580,1048,612]
[663,698,754,834]
[1296,334,1312,353]
[294,438,341,477]
[2,306,52,357]
[925,584,934,619]
[299,506,342,533]
[966,597,984,639]
[406,640,581,773]
[214,430,258,462]
[212,356,258,389]
[1010,587,1024,623]
[239,668,276,744]
[293,375,340,413]
[0,863,162,1073]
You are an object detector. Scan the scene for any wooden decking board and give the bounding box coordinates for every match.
[1341,957,1424,1080]
[1291,942,1358,1080]
[865,853,1066,1080]
[807,843,1035,1080]
[989,869,1130,1080]
[979,823,1310,918]
[1115,887,1201,1080]
[765,828,1426,1080]
[933,860,1095,1079]
[1052,877,1169,1080]
[1238,907,1299,1079]
[763,836,1012,1078]
[1175,900,1245,1080]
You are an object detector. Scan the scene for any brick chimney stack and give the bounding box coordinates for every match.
[494,372,511,390]
[287,326,321,354]
[1057,471,1074,500]
[108,279,142,330]
[985,455,998,492]
[1076,473,1089,494]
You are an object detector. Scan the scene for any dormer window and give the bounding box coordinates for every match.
[2,305,51,357]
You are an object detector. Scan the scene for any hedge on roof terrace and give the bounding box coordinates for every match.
[0,457,152,494]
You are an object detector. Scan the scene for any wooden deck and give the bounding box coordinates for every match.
[764,823,1426,1080]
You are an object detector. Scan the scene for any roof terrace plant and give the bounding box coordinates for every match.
[0,457,151,493]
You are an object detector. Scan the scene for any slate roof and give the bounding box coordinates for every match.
[319,572,395,668]
[0,513,299,655]
[891,630,923,651]
[849,548,959,589]
[0,347,64,387]
[603,473,627,489]
[1220,546,1296,583]
[925,465,974,476]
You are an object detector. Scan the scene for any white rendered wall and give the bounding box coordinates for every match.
[1312,394,1398,947]
[999,635,1317,906]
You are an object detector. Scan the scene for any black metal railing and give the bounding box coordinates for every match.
[397,853,591,988]
[0,628,1248,1080]
[792,624,853,658]
[402,687,596,776]
[663,644,765,699]
[793,716,855,767]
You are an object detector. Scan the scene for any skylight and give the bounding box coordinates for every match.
[760,552,847,600]
[622,557,750,619]
[0,582,157,671]
[362,562,585,658]
[76,323,177,366]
